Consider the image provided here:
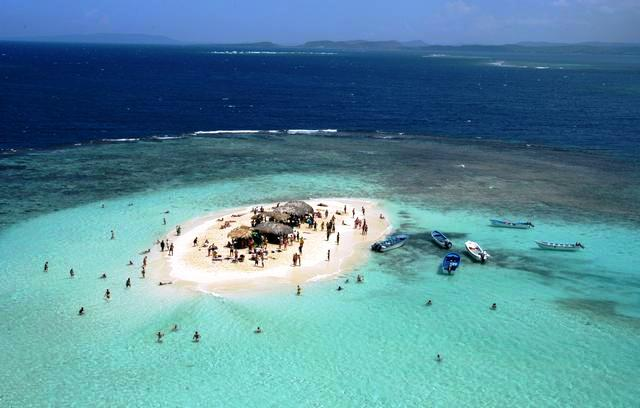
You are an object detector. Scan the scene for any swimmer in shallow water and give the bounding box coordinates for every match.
[104,289,111,300]
[436,354,442,363]
[296,285,302,296]
[337,286,343,291]
[78,307,85,316]
[193,331,201,342]
[69,268,74,278]
[100,273,107,279]
[126,278,131,288]
[156,331,164,343]
[254,327,262,334]
[171,324,178,332]
[426,299,432,306]
[490,303,497,310]
[128,260,133,266]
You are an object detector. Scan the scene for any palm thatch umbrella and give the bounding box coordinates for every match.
[228,225,253,239]
[273,200,314,217]
[253,222,293,236]
[263,211,291,223]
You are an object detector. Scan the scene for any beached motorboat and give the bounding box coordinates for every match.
[442,253,461,274]
[371,234,409,252]
[535,240,584,251]
[490,219,534,229]
[431,230,453,249]
[465,240,490,263]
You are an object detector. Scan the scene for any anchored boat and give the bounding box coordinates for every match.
[371,234,409,252]
[442,253,461,274]
[490,219,534,229]
[431,230,453,249]
[465,240,490,263]
[535,240,584,251]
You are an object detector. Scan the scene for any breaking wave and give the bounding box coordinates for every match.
[208,51,337,56]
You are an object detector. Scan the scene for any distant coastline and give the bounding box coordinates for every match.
[2,34,639,55]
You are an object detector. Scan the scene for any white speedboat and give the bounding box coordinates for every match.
[465,240,490,263]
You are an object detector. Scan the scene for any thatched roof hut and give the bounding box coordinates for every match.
[273,200,314,217]
[253,222,293,236]
[264,211,291,223]
[228,225,253,239]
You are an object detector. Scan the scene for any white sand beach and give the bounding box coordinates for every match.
[149,198,391,294]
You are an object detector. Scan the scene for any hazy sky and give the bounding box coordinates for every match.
[1,0,639,44]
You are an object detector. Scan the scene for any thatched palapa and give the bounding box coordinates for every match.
[227,225,253,239]
[272,200,314,217]
[253,222,293,236]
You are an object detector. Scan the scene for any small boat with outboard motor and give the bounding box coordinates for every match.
[431,230,453,249]
[442,253,461,274]
[535,240,584,251]
[465,240,490,263]
[371,234,409,252]
[490,219,534,229]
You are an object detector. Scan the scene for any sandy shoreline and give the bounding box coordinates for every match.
[147,198,391,295]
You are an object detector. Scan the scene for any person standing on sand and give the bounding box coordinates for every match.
[352,208,355,218]
[141,266,146,279]
[143,256,147,267]
[299,238,304,253]
[168,243,174,256]
[292,253,297,266]
[336,232,340,245]
[344,205,347,214]
[327,250,330,261]
[298,253,302,266]
[160,240,165,252]
[362,206,365,216]
[193,237,198,247]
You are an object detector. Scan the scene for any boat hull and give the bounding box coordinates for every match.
[490,219,533,229]
[371,234,409,253]
[535,241,583,251]
[431,230,452,249]
[465,240,490,263]
[442,253,461,274]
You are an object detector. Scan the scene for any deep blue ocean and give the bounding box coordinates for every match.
[1,42,639,156]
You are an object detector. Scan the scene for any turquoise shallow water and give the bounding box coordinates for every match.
[1,135,639,406]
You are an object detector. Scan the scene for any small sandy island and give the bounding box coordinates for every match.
[149,199,391,294]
